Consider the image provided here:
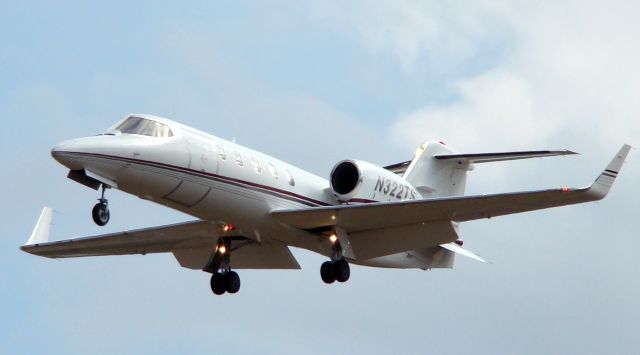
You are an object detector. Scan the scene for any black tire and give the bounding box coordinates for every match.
[320,261,336,284]
[225,271,241,294]
[334,259,350,283]
[92,203,110,226]
[210,273,226,295]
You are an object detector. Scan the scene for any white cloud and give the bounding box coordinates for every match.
[314,1,640,154]
[310,0,509,72]
[391,69,549,151]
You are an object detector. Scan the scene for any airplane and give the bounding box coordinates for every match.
[21,114,631,295]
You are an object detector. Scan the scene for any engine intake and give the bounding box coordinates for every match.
[330,159,421,203]
[331,161,360,195]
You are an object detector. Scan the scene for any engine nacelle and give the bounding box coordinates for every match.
[330,160,422,204]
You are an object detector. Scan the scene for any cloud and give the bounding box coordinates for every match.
[312,1,639,154]
[390,69,549,151]
[381,1,640,154]
[310,0,510,72]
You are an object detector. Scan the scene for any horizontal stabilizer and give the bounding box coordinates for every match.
[383,149,576,175]
[434,150,577,163]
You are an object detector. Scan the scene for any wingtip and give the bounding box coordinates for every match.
[587,144,631,199]
[24,207,53,247]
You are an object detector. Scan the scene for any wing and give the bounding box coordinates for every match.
[274,145,630,233]
[21,220,219,257]
[21,217,301,269]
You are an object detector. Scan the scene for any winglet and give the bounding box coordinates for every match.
[588,144,632,199]
[25,207,53,246]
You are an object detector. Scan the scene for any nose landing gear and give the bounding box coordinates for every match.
[92,185,110,226]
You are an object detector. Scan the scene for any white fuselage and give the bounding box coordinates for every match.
[51,115,430,268]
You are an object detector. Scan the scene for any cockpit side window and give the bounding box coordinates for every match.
[116,117,174,137]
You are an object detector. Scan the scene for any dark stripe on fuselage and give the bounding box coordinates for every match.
[605,169,618,175]
[56,151,333,207]
[338,198,377,204]
[602,172,617,178]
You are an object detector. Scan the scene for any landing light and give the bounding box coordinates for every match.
[562,186,570,192]
[217,245,227,254]
[329,234,338,243]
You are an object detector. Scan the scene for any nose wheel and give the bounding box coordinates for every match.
[92,184,110,226]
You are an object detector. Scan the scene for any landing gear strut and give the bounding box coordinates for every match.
[206,239,241,296]
[92,185,110,226]
[320,241,351,284]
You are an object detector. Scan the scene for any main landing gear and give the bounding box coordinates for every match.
[210,270,241,295]
[206,239,241,296]
[320,259,350,284]
[320,239,351,284]
[92,184,110,226]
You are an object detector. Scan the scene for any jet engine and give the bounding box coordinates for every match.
[330,160,421,204]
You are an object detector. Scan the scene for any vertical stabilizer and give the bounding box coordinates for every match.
[404,142,470,198]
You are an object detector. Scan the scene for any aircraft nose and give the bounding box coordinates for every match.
[51,140,68,155]
[51,139,77,156]
[51,139,86,170]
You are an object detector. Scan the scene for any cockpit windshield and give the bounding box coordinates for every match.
[115,116,173,137]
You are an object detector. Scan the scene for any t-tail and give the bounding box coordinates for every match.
[389,141,578,198]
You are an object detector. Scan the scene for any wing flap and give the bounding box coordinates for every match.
[173,242,301,270]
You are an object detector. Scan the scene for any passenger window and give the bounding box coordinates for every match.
[234,151,243,167]
[268,163,278,179]
[217,145,227,161]
[285,169,295,186]
[251,157,261,174]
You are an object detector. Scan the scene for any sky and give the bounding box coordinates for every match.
[1,1,639,354]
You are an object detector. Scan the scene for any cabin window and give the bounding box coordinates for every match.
[285,169,295,186]
[234,151,243,167]
[251,157,262,174]
[217,145,227,161]
[268,163,278,179]
[116,116,173,137]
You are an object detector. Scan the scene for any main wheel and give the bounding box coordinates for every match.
[334,259,350,283]
[92,203,110,226]
[225,271,241,294]
[210,273,226,295]
[320,261,336,284]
